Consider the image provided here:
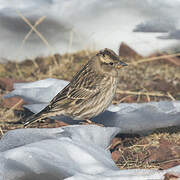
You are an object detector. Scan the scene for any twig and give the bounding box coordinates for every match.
[16,10,58,66]
[0,126,4,136]
[167,92,176,101]
[142,87,151,102]
[118,95,133,103]
[117,90,171,99]
[21,16,46,49]
[129,52,180,65]
[137,92,141,102]
[68,30,74,53]
[20,16,46,68]
[15,62,23,78]
[159,158,180,164]
[4,99,24,119]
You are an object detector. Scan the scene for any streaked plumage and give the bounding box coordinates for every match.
[24,48,127,126]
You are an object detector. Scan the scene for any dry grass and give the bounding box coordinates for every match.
[112,132,180,170]
[0,49,180,170]
[129,52,180,65]
[0,50,180,172]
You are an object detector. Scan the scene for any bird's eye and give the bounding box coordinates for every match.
[109,62,114,65]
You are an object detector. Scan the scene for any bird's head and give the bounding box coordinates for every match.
[96,48,128,76]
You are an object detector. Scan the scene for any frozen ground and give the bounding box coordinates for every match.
[0,125,180,180]
[1,0,180,61]
[2,59,180,179]
[5,78,180,134]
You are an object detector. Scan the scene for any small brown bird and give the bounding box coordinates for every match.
[24,48,127,126]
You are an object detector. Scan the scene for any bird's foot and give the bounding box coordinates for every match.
[80,119,104,127]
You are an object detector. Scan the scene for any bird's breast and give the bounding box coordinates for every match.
[100,76,118,106]
[90,76,118,117]
[66,76,118,120]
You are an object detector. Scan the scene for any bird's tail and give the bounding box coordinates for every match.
[23,106,64,127]
[23,105,52,127]
[23,111,47,127]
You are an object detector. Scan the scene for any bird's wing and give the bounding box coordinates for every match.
[48,62,102,109]
[50,83,100,103]
[48,81,100,110]
[49,84,71,104]
[67,86,100,99]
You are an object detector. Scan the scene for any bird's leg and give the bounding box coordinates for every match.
[85,119,94,124]
[81,119,104,127]
[79,119,92,125]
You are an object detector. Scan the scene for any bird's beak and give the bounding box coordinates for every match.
[116,61,128,69]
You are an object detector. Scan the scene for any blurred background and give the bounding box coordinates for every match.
[1,0,180,61]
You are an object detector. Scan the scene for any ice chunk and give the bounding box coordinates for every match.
[4,78,68,104]
[0,126,180,180]
[4,78,180,134]
[0,126,120,180]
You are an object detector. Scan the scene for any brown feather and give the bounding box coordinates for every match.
[24,48,127,126]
